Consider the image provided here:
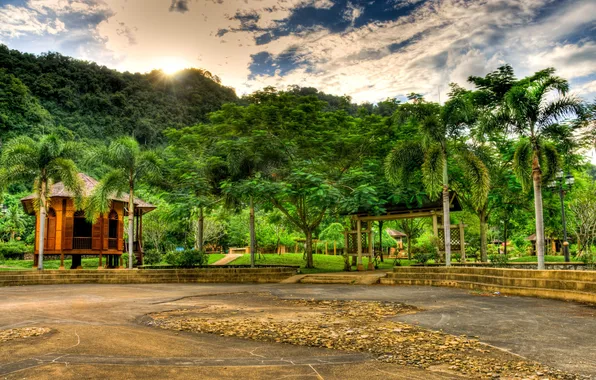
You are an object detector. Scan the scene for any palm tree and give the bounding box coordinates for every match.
[0,135,82,269]
[3,203,27,241]
[484,69,582,269]
[386,98,488,265]
[86,137,161,269]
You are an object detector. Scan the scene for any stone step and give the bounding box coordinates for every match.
[385,273,596,292]
[391,267,596,281]
[380,278,596,304]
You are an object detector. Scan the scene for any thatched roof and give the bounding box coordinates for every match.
[386,228,407,238]
[21,173,156,215]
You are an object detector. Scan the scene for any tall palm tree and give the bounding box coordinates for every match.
[86,137,161,269]
[484,69,582,269]
[0,135,82,269]
[386,98,488,265]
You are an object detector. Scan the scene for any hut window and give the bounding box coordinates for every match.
[108,210,118,239]
[73,211,92,238]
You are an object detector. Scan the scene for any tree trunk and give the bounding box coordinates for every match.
[407,236,412,260]
[305,229,314,268]
[442,155,451,266]
[128,185,135,269]
[503,221,508,256]
[37,180,47,271]
[532,154,546,270]
[249,196,256,268]
[479,208,488,262]
[197,207,204,252]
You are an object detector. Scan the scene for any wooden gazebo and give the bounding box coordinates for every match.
[21,173,155,269]
[345,192,465,270]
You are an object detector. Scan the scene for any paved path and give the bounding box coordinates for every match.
[0,283,594,379]
[211,253,243,265]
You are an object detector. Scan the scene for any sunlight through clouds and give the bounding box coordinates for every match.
[0,0,594,102]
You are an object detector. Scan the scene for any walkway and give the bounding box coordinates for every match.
[0,283,594,378]
[210,253,243,265]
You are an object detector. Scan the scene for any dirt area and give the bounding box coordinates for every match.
[147,293,585,379]
[0,327,51,343]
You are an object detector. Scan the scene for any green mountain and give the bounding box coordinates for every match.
[0,44,238,145]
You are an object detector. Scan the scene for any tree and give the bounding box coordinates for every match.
[1,203,26,241]
[0,134,82,269]
[396,219,426,259]
[86,137,161,269]
[481,68,583,269]
[386,96,488,265]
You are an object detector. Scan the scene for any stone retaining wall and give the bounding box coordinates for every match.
[381,267,596,304]
[0,267,297,287]
[414,262,590,270]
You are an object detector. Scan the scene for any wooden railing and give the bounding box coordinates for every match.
[73,237,92,250]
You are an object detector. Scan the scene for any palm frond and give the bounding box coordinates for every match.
[135,150,163,182]
[421,144,444,198]
[108,136,140,170]
[384,141,424,185]
[86,169,128,222]
[457,151,490,209]
[538,94,583,127]
[420,115,445,147]
[512,139,533,191]
[47,157,83,208]
[540,141,561,184]
[0,136,38,173]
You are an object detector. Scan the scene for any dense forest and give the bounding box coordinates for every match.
[1,45,595,270]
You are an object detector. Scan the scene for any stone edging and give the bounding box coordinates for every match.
[381,267,596,304]
[0,267,298,287]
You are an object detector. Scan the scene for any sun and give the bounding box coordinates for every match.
[155,56,189,75]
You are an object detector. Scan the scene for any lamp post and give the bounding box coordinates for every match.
[548,171,574,262]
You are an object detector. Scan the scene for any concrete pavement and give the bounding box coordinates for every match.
[0,283,594,378]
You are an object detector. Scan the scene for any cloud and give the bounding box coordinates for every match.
[0,0,594,104]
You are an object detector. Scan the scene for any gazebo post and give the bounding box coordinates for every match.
[459,221,466,262]
[60,253,64,270]
[367,229,374,270]
[357,219,364,271]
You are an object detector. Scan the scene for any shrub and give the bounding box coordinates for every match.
[489,253,509,267]
[0,241,30,260]
[411,241,438,264]
[164,249,207,267]
[143,249,162,265]
[164,251,179,266]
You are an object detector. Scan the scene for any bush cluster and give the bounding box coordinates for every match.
[164,249,207,267]
[489,253,509,267]
[411,241,438,264]
[0,241,30,260]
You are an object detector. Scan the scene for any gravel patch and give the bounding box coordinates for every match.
[0,327,51,343]
[148,295,586,379]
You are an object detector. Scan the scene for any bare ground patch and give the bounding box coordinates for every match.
[0,327,51,344]
[146,293,586,379]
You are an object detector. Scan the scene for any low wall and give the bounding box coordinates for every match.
[0,267,298,287]
[413,262,590,270]
[381,267,596,304]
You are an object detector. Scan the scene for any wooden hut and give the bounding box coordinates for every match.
[20,173,155,269]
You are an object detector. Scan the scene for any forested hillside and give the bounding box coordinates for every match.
[0,44,237,144]
[1,45,595,271]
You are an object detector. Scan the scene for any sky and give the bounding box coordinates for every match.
[0,0,595,104]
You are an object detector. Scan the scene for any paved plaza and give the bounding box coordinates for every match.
[0,283,594,379]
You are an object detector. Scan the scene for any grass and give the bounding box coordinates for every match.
[509,255,582,263]
[228,253,413,274]
[0,253,227,271]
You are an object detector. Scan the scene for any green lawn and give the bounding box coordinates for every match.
[228,253,412,274]
[509,255,581,263]
[0,253,226,271]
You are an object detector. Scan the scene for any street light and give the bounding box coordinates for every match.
[548,171,574,262]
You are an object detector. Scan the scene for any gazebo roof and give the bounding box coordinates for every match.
[21,173,156,215]
[386,228,407,238]
[348,191,462,220]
